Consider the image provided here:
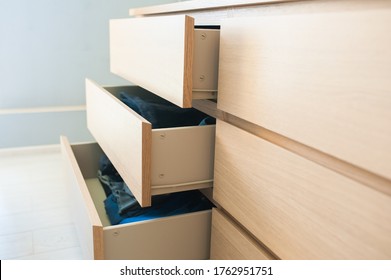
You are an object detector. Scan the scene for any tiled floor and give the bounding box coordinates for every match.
[0,145,83,260]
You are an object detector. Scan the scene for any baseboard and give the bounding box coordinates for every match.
[0,144,61,156]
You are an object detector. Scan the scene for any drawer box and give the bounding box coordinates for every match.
[214,120,391,259]
[210,208,273,260]
[61,136,212,260]
[110,15,220,108]
[217,9,391,180]
[86,79,215,207]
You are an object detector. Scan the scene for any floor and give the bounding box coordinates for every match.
[0,145,84,260]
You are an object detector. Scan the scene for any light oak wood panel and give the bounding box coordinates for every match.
[86,79,152,207]
[60,136,104,260]
[130,0,391,27]
[214,120,391,259]
[210,208,274,260]
[110,15,219,108]
[195,100,391,197]
[156,1,391,33]
[217,9,391,180]
[110,15,193,107]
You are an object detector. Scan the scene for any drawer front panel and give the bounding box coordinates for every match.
[110,15,219,108]
[60,136,104,260]
[86,79,152,207]
[110,15,193,107]
[210,208,273,260]
[214,120,391,259]
[217,9,391,179]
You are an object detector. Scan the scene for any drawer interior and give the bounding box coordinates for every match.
[103,84,215,126]
[69,142,109,226]
[62,137,214,259]
[192,28,220,100]
[85,178,111,227]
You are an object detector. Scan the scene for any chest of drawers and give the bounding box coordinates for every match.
[62,0,391,259]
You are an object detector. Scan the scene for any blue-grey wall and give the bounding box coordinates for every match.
[0,0,179,148]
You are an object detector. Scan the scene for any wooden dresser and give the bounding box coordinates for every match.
[128,0,391,260]
[62,0,391,259]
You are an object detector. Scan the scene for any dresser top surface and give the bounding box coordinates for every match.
[129,0,303,16]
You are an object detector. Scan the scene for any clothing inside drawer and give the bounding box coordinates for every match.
[73,140,214,226]
[62,137,213,259]
[93,153,214,225]
[106,85,216,129]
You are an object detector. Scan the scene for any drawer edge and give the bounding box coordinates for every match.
[85,79,152,207]
[60,136,104,259]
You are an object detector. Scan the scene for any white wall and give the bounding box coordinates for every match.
[0,0,179,148]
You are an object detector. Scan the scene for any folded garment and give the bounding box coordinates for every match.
[119,91,213,129]
[104,190,214,225]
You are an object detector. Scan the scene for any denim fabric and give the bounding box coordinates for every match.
[119,91,212,129]
[199,116,216,126]
[104,190,214,225]
[98,155,121,196]
[98,170,140,215]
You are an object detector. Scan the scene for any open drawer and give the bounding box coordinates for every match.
[61,136,212,260]
[86,78,215,207]
[110,15,220,108]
